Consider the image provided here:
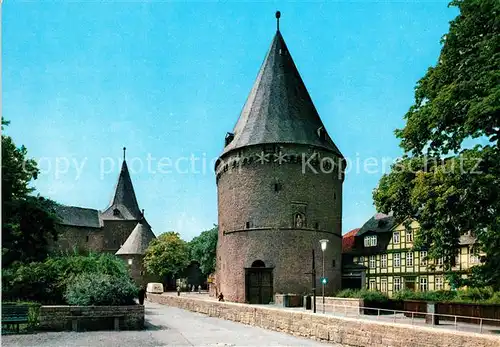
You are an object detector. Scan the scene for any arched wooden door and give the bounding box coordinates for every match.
[245,260,273,304]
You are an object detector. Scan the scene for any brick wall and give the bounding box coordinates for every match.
[216,144,343,302]
[148,294,500,347]
[39,305,144,331]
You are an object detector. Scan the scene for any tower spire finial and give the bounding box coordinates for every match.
[275,11,281,32]
[123,147,126,161]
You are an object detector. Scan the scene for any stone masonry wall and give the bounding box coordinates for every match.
[39,305,144,331]
[216,144,343,302]
[148,294,500,347]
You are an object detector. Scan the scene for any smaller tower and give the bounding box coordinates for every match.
[116,210,157,286]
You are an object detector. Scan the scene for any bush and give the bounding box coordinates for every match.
[65,273,137,306]
[2,253,134,305]
[335,289,388,303]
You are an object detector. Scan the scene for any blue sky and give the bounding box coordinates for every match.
[3,1,457,240]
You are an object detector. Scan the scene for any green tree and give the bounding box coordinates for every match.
[189,225,218,276]
[143,232,190,280]
[2,119,59,267]
[374,0,500,289]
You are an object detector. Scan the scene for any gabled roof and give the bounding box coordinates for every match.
[221,23,342,158]
[115,218,156,256]
[342,228,360,252]
[54,205,101,228]
[357,213,395,236]
[101,158,142,220]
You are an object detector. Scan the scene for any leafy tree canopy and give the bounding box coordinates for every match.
[189,225,218,276]
[143,231,190,280]
[374,0,500,289]
[2,119,59,267]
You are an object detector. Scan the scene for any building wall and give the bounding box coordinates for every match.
[353,221,481,297]
[52,225,104,253]
[216,144,343,302]
[101,220,138,253]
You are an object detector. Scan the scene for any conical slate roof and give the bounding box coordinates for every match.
[101,158,142,220]
[116,218,156,256]
[222,27,342,157]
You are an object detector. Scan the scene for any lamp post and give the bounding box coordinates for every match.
[319,239,329,314]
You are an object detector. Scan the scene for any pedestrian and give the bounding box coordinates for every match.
[138,285,147,305]
[218,292,224,302]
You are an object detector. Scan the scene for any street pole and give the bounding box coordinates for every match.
[322,249,325,314]
[312,248,317,313]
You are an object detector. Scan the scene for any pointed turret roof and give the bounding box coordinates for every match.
[222,13,342,157]
[101,148,142,220]
[116,217,156,256]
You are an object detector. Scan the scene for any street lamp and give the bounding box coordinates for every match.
[319,239,329,314]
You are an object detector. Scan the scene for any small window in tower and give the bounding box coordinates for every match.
[113,239,117,245]
[274,183,281,192]
[86,235,89,243]
[140,271,144,276]
[245,221,251,229]
[317,127,326,141]
[334,192,336,201]
[314,222,319,230]
[113,208,120,216]
[332,260,336,268]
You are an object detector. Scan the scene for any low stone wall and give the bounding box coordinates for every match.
[316,297,363,315]
[39,305,144,331]
[148,294,500,347]
[274,294,303,307]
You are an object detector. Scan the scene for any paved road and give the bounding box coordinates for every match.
[3,302,331,347]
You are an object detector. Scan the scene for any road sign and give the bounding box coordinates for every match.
[321,277,328,285]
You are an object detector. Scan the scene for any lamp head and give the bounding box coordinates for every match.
[319,239,329,251]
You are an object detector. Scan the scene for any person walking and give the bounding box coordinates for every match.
[138,286,147,305]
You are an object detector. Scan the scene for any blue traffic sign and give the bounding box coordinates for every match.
[321,277,328,285]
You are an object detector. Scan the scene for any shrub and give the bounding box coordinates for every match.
[454,287,494,303]
[335,289,388,303]
[2,253,134,305]
[65,273,137,306]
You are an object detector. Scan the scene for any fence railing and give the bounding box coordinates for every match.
[314,302,500,334]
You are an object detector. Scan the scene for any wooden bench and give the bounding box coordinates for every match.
[2,305,30,333]
[69,315,124,332]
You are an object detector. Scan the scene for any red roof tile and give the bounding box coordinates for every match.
[342,228,360,253]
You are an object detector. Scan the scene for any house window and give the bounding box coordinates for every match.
[394,253,401,267]
[381,254,387,268]
[369,255,376,269]
[435,276,444,290]
[406,230,413,242]
[420,251,428,265]
[381,278,388,293]
[437,257,443,266]
[406,252,413,266]
[359,256,364,265]
[393,232,400,244]
[128,259,133,265]
[394,277,402,292]
[469,247,480,264]
[369,279,376,291]
[419,277,428,292]
[364,235,377,247]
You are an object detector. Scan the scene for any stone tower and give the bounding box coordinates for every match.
[215,12,345,303]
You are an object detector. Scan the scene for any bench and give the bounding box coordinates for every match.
[2,305,30,333]
[68,315,124,332]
